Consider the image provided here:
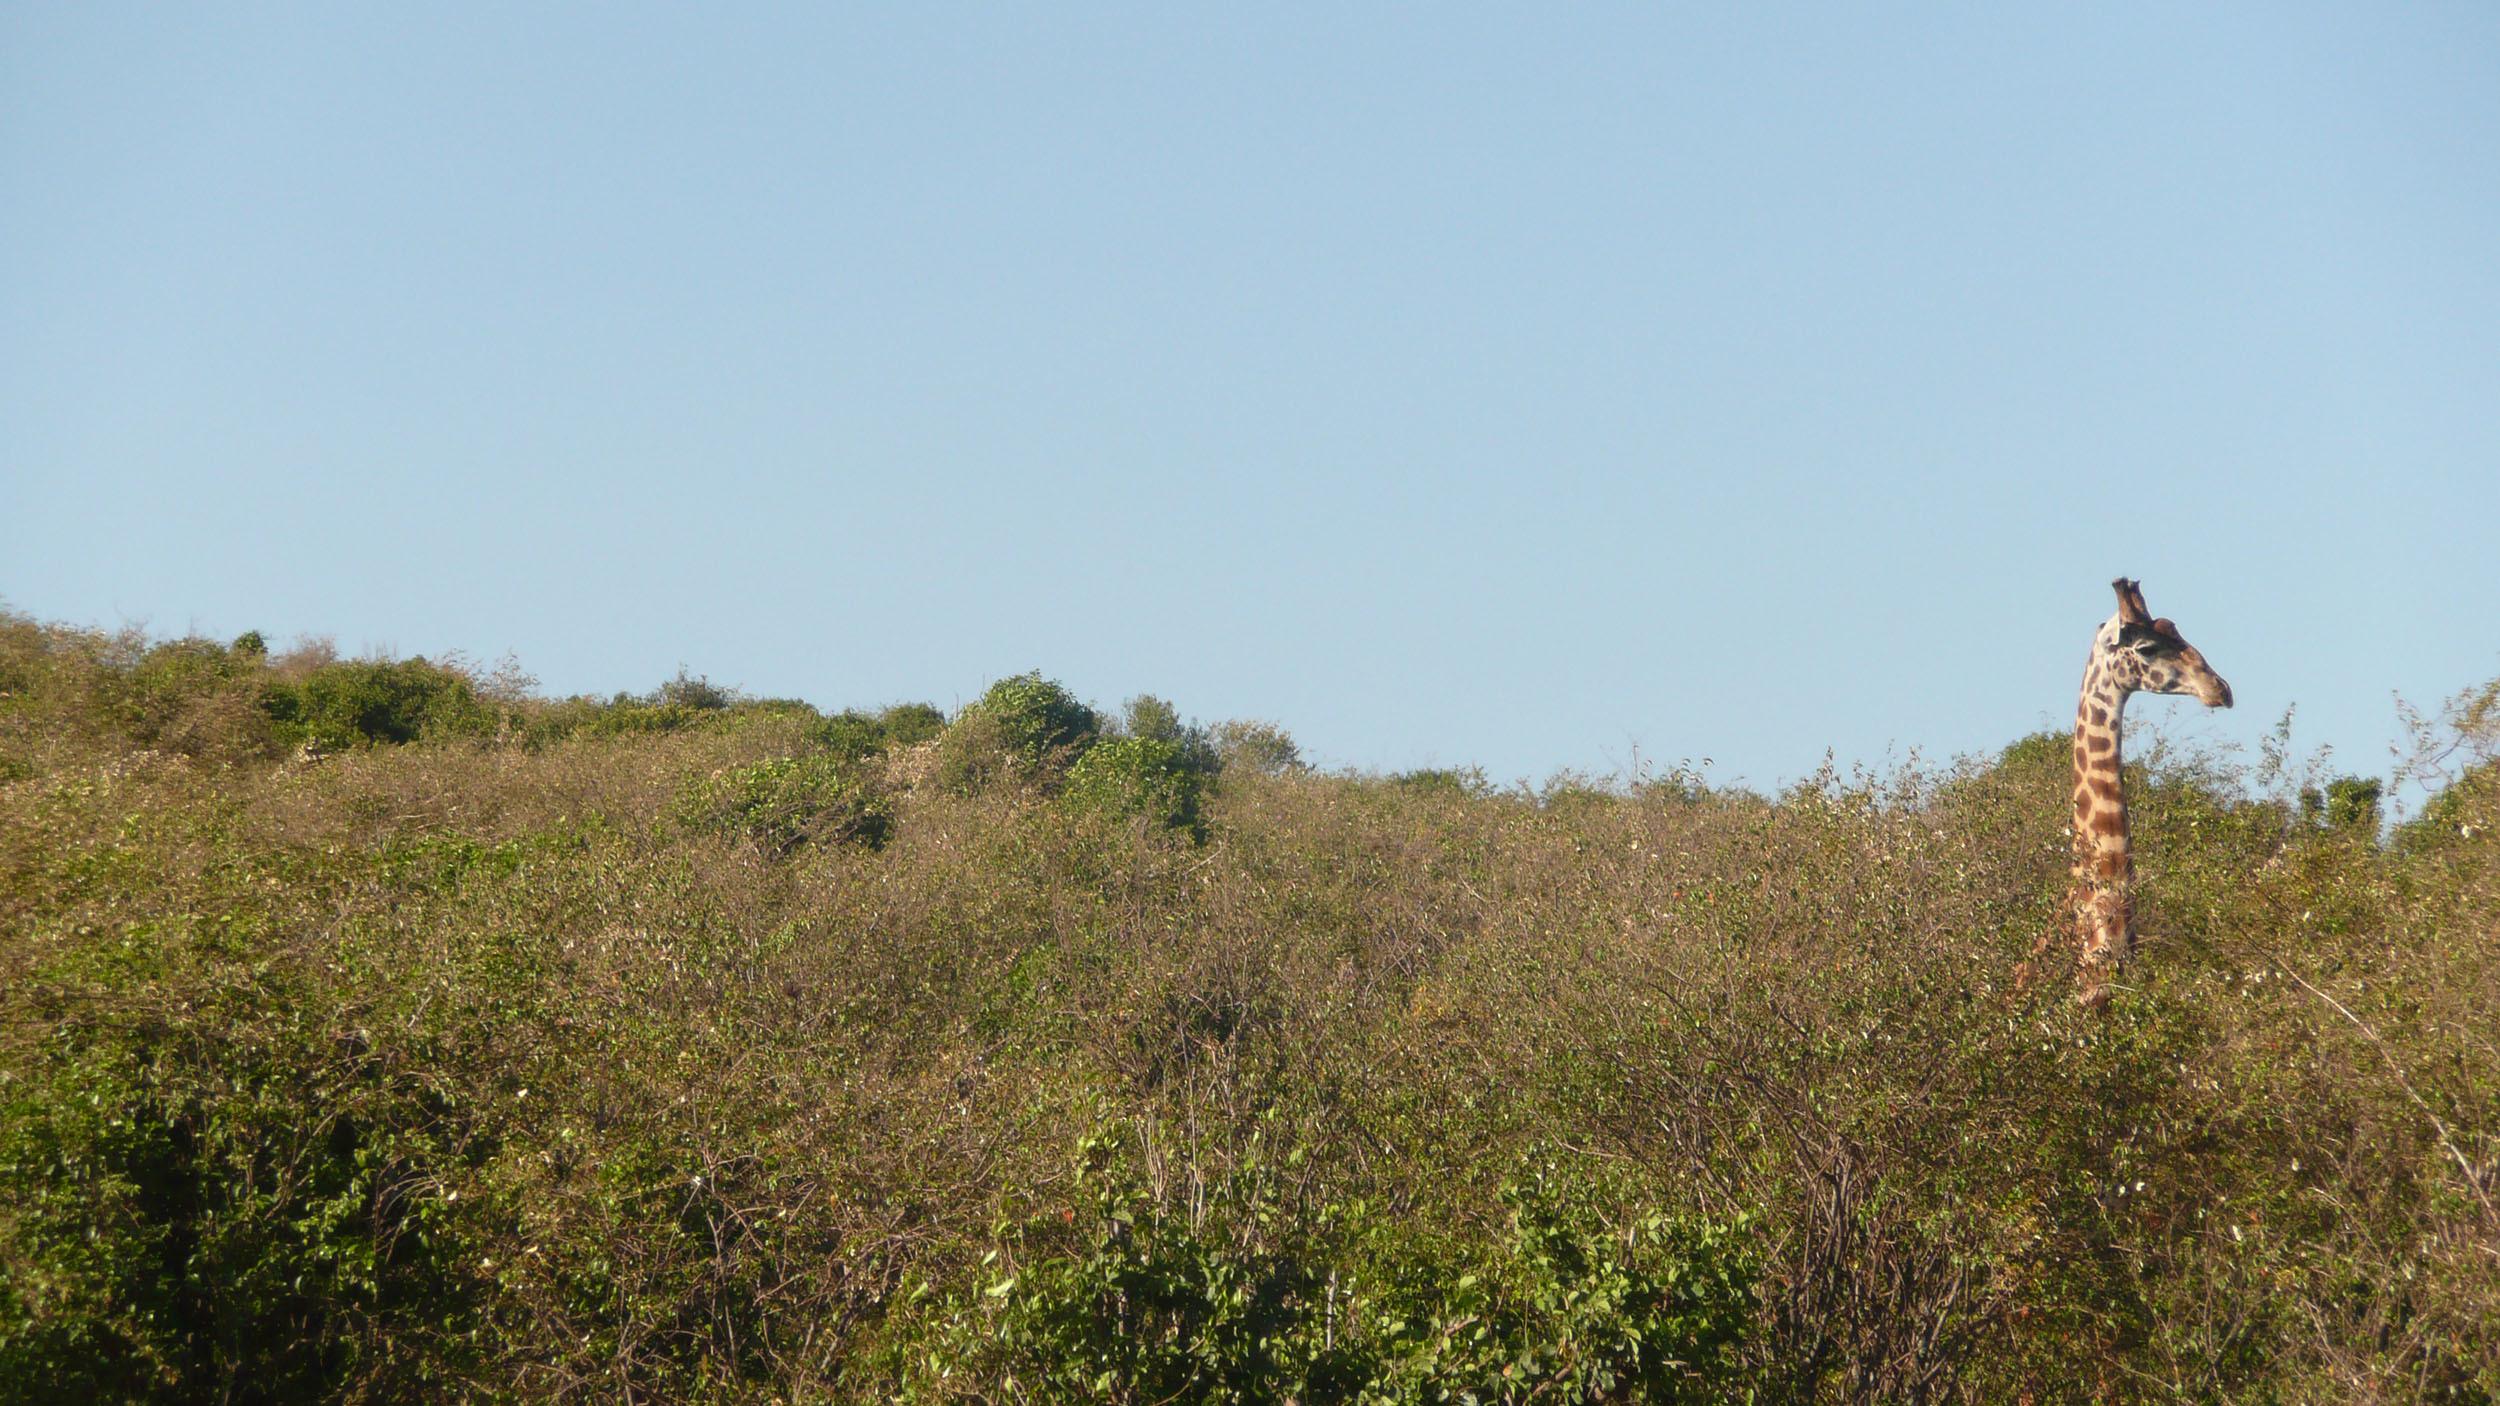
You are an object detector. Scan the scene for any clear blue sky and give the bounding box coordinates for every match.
[5,5,2495,799]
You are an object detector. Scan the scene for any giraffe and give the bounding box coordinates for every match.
[2070,578,2233,1010]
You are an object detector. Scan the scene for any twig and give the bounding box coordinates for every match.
[2279,965,2496,1228]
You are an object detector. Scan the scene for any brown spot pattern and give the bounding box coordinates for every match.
[2071,647,2139,1009]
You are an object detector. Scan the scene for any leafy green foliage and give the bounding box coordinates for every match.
[0,942,492,1403]
[1996,728,2072,773]
[655,668,735,712]
[1121,694,1220,773]
[1391,766,1492,798]
[1062,737,1206,840]
[3,612,2497,1403]
[935,672,1101,794]
[974,672,1102,762]
[526,694,714,742]
[1212,719,1304,777]
[810,702,947,761]
[2300,774,2384,832]
[91,636,277,760]
[908,1138,1752,1404]
[674,753,891,854]
[876,702,947,749]
[1120,693,1185,745]
[262,658,496,751]
[2398,761,2497,853]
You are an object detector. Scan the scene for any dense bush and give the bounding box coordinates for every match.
[655,668,736,712]
[878,702,948,748]
[1121,694,1221,774]
[973,672,1100,759]
[0,913,494,1403]
[905,1136,1752,1403]
[674,753,892,854]
[2401,760,2498,854]
[519,694,707,742]
[262,657,497,751]
[2,612,2496,1403]
[811,703,947,761]
[119,637,270,756]
[935,672,1101,794]
[1391,766,1493,798]
[1062,737,1206,840]
[1212,718,1304,777]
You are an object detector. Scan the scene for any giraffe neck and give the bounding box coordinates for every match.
[2072,657,2131,883]
[2071,654,2133,1008]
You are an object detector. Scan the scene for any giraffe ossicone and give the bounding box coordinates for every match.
[2069,577,2233,1011]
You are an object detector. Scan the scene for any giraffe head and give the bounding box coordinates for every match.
[2093,578,2233,707]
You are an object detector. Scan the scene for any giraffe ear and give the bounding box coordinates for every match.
[2110,578,2151,624]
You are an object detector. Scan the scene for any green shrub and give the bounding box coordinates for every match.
[908,1139,1754,1404]
[1212,719,1303,777]
[2398,761,2498,852]
[935,673,1101,794]
[7,609,2498,1403]
[673,754,891,854]
[1996,729,2073,771]
[810,710,890,761]
[2299,774,2384,832]
[262,658,494,751]
[515,673,837,749]
[109,637,275,759]
[1121,695,1220,776]
[909,1151,1320,1403]
[976,672,1101,761]
[809,702,948,761]
[537,696,712,742]
[0,965,492,1403]
[1121,694,1184,744]
[1063,737,1206,840]
[1390,766,1491,798]
[878,702,947,748]
[931,709,1018,796]
[655,669,735,712]
[1352,1164,1755,1405]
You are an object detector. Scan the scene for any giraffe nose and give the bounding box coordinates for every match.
[2210,678,2234,709]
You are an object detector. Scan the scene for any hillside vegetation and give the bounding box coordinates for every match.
[2,613,2494,1404]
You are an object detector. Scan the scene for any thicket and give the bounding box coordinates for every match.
[1,610,2494,1404]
